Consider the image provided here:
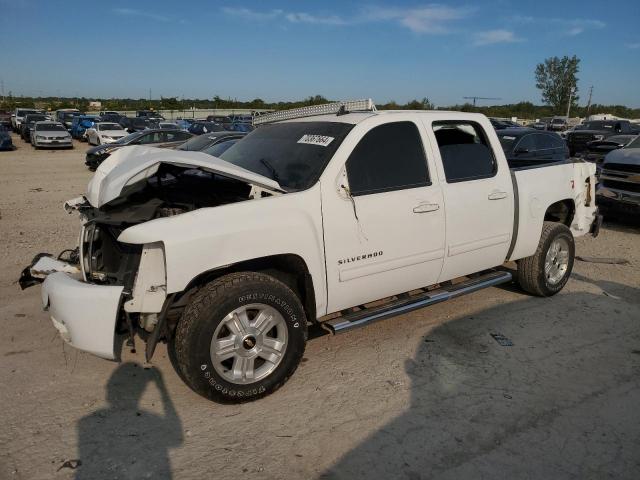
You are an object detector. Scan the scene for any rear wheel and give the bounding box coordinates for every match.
[517,221,575,297]
[174,272,307,403]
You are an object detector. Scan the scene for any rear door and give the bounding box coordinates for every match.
[426,120,514,282]
[322,119,446,313]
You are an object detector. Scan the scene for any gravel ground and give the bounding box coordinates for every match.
[1,132,639,480]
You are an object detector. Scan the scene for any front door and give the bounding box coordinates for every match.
[322,120,445,313]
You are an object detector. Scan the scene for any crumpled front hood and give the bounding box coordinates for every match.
[86,146,284,208]
[603,148,640,166]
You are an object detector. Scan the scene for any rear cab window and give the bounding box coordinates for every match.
[432,121,497,182]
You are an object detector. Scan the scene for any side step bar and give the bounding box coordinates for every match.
[321,270,512,334]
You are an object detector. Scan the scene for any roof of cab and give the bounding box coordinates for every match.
[277,110,486,125]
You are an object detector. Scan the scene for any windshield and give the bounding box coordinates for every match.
[26,115,47,123]
[98,123,123,131]
[220,121,354,191]
[36,123,67,132]
[626,136,640,149]
[17,109,38,116]
[498,134,518,151]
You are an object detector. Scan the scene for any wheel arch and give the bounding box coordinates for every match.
[181,253,317,323]
[543,199,575,227]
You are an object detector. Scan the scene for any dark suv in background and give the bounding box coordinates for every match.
[566,120,640,156]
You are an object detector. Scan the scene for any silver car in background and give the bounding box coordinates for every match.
[31,121,73,149]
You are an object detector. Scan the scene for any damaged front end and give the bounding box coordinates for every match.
[20,146,283,360]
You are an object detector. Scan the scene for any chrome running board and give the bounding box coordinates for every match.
[322,270,512,334]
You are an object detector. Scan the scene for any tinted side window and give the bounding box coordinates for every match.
[346,122,429,196]
[433,121,496,182]
[516,134,536,151]
[534,134,554,150]
[546,135,565,149]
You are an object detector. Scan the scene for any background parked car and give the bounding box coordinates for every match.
[86,122,128,145]
[566,120,640,156]
[227,122,254,133]
[531,118,551,130]
[119,116,159,133]
[85,129,193,169]
[70,115,100,140]
[187,121,224,135]
[206,115,231,125]
[0,110,12,128]
[175,118,194,131]
[20,113,50,142]
[177,131,246,154]
[13,108,41,132]
[55,109,80,129]
[30,121,73,149]
[549,116,568,132]
[0,126,15,151]
[99,112,124,124]
[596,135,640,216]
[583,135,638,176]
[136,110,165,120]
[159,122,179,130]
[497,128,569,168]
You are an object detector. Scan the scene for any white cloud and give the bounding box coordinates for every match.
[221,7,283,22]
[563,19,605,36]
[473,29,522,46]
[113,8,170,23]
[363,5,474,34]
[221,4,473,34]
[284,12,348,26]
[626,42,640,49]
[509,15,605,36]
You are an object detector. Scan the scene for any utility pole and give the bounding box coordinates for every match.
[585,86,593,119]
[565,87,575,119]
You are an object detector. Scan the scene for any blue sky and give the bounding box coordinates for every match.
[1,0,639,106]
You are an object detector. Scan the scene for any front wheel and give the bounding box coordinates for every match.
[173,272,307,403]
[517,221,575,297]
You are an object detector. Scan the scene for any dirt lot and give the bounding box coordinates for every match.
[1,132,639,480]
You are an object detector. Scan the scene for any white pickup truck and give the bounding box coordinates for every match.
[21,100,601,403]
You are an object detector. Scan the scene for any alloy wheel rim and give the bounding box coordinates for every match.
[210,303,288,384]
[545,237,570,285]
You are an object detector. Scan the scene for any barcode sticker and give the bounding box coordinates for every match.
[297,134,335,147]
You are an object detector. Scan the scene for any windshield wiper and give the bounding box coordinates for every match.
[259,158,280,183]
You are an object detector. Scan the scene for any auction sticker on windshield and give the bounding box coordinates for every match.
[297,134,335,147]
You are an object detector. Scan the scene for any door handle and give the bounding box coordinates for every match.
[413,203,440,213]
[488,191,508,200]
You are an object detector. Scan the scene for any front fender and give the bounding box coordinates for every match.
[118,184,328,315]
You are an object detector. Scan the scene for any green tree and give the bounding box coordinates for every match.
[535,55,580,114]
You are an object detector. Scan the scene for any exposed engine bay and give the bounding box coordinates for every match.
[20,162,270,291]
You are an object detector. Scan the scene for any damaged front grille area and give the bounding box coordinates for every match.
[80,222,142,289]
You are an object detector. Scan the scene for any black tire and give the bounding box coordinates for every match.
[517,221,575,297]
[174,272,308,403]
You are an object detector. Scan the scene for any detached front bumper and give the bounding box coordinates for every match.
[22,255,123,360]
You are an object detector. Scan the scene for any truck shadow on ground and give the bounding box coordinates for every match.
[322,277,640,480]
[74,363,182,480]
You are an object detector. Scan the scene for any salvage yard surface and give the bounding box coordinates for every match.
[0,133,639,479]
